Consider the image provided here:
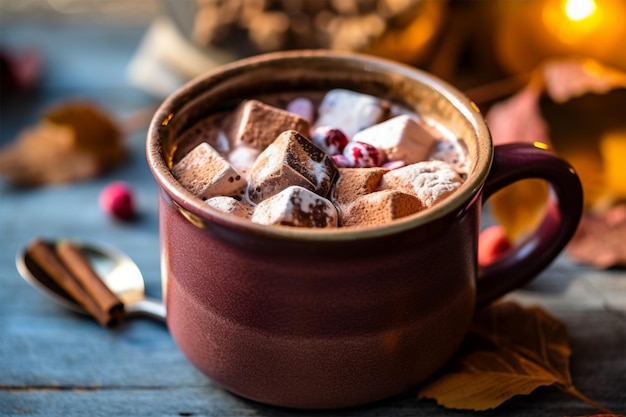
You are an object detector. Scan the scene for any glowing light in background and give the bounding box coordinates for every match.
[564,0,597,21]
[542,0,603,45]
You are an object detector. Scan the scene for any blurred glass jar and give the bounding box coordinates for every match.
[164,0,448,66]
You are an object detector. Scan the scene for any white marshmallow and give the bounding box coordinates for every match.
[314,89,387,138]
[205,196,252,218]
[381,160,463,208]
[353,115,436,164]
[246,130,338,204]
[251,186,338,228]
[228,144,261,178]
[287,97,315,123]
[171,142,245,199]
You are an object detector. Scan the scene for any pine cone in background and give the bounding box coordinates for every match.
[191,0,446,65]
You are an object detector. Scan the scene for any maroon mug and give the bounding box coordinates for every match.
[146,50,583,409]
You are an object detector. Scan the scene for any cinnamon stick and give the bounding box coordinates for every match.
[26,238,121,327]
[56,240,124,323]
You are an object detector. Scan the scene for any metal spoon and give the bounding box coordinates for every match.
[16,238,166,322]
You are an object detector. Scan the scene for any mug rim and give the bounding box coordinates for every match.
[146,50,492,241]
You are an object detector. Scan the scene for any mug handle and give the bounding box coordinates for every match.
[475,142,583,308]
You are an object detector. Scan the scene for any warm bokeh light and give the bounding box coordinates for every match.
[495,0,626,74]
[542,0,602,45]
[564,0,597,21]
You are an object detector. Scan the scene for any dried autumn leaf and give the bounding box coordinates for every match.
[417,349,564,410]
[469,302,571,378]
[45,101,124,163]
[0,101,125,186]
[0,122,101,185]
[485,86,551,242]
[541,58,626,103]
[485,86,551,146]
[540,59,626,212]
[484,58,626,243]
[599,131,626,205]
[489,179,550,243]
[567,203,626,268]
[417,302,609,412]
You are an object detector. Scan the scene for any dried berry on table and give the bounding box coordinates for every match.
[99,181,137,221]
[0,47,42,92]
[478,225,512,266]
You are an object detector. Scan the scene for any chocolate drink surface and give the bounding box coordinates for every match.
[169,89,469,228]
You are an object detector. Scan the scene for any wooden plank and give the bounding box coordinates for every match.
[1,310,623,416]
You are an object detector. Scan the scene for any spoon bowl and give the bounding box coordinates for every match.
[17,238,166,322]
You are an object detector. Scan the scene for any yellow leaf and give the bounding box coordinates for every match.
[484,85,551,242]
[0,101,125,187]
[44,100,125,166]
[542,58,626,103]
[489,179,549,243]
[418,350,561,410]
[600,131,626,204]
[484,58,626,233]
[417,302,577,411]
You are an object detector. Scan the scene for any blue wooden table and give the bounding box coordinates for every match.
[1,17,625,417]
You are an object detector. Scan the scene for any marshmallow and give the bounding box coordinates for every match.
[227,144,261,178]
[205,196,253,218]
[431,136,470,176]
[340,189,423,228]
[251,186,338,228]
[247,130,339,204]
[381,160,463,208]
[352,115,436,164]
[172,115,229,162]
[227,99,310,150]
[171,142,245,199]
[314,89,388,138]
[332,167,386,206]
[286,97,315,123]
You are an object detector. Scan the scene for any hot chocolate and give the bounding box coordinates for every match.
[147,51,583,410]
[169,88,469,228]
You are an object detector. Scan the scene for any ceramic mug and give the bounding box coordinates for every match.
[146,50,583,409]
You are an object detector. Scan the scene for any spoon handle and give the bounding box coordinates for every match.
[126,297,166,322]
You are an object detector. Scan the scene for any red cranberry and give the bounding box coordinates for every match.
[331,154,353,168]
[100,181,136,221]
[478,225,512,266]
[343,141,382,168]
[311,126,349,155]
